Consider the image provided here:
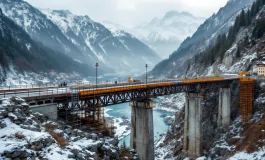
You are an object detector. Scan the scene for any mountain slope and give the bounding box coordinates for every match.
[155,1,265,159]
[150,0,254,77]
[0,0,89,63]
[131,11,206,59]
[0,13,92,78]
[41,9,161,73]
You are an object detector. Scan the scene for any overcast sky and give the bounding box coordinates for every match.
[25,0,229,27]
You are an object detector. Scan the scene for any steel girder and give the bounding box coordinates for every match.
[56,80,232,110]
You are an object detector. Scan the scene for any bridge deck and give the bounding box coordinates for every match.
[0,76,240,101]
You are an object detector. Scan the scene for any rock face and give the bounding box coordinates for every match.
[0,97,120,159]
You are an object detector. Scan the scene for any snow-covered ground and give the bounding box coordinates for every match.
[229,147,265,159]
[0,68,83,87]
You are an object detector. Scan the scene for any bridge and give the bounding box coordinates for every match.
[0,76,255,159]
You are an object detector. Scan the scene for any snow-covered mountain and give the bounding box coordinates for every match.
[150,0,254,77]
[131,11,206,59]
[0,0,88,64]
[0,0,161,73]
[41,9,161,73]
[0,11,92,81]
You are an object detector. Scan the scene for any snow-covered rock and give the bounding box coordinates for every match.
[0,97,120,159]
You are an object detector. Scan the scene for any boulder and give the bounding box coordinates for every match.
[98,133,103,138]
[164,116,174,125]
[91,133,97,140]
[0,120,6,128]
[64,128,72,135]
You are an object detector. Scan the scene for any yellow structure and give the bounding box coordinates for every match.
[128,77,141,83]
[239,71,250,76]
[256,61,265,76]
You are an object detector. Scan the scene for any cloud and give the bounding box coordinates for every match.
[25,0,228,27]
[116,0,137,11]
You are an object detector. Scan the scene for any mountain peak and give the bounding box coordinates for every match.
[163,10,195,19]
[164,11,181,18]
[180,11,194,17]
[53,9,72,15]
[148,17,160,25]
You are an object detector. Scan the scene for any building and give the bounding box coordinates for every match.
[256,61,265,76]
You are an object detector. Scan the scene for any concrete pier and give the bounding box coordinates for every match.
[130,101,155,160]
[30,103,57,120]
[218,88,231,127]
[183,93,202,157]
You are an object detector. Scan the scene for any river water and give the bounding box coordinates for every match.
[86,74,173,147]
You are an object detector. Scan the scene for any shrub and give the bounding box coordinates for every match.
[15,132,25,139]
[45,125,68,148]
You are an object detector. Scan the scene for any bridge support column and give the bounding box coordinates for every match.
[218,88,231,127]
[183,93,202,157]
[130,101,155,160]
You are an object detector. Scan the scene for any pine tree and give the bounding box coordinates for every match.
[236,44,241,58]
[244,34,249,46]
[239,10,246,27]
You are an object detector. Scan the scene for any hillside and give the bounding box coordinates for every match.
[155,0,265,159]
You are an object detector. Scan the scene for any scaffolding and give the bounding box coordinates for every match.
[57,109,82,128]
[57,92,82,129]
[239,78,255,124]
[78,98,114,136]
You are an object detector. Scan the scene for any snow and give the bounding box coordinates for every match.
[226,52,257,73]
[157,94,185,112]
[41,9,108,63]
[229,147,265,160]
[0,66,83,87]
[102,21,131,37]
[0,97,120,159]
[0,118,50,153]
[85,39,106,63]
[73,59,82,64]
[25,43,31,51]
[155,133,180,159]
